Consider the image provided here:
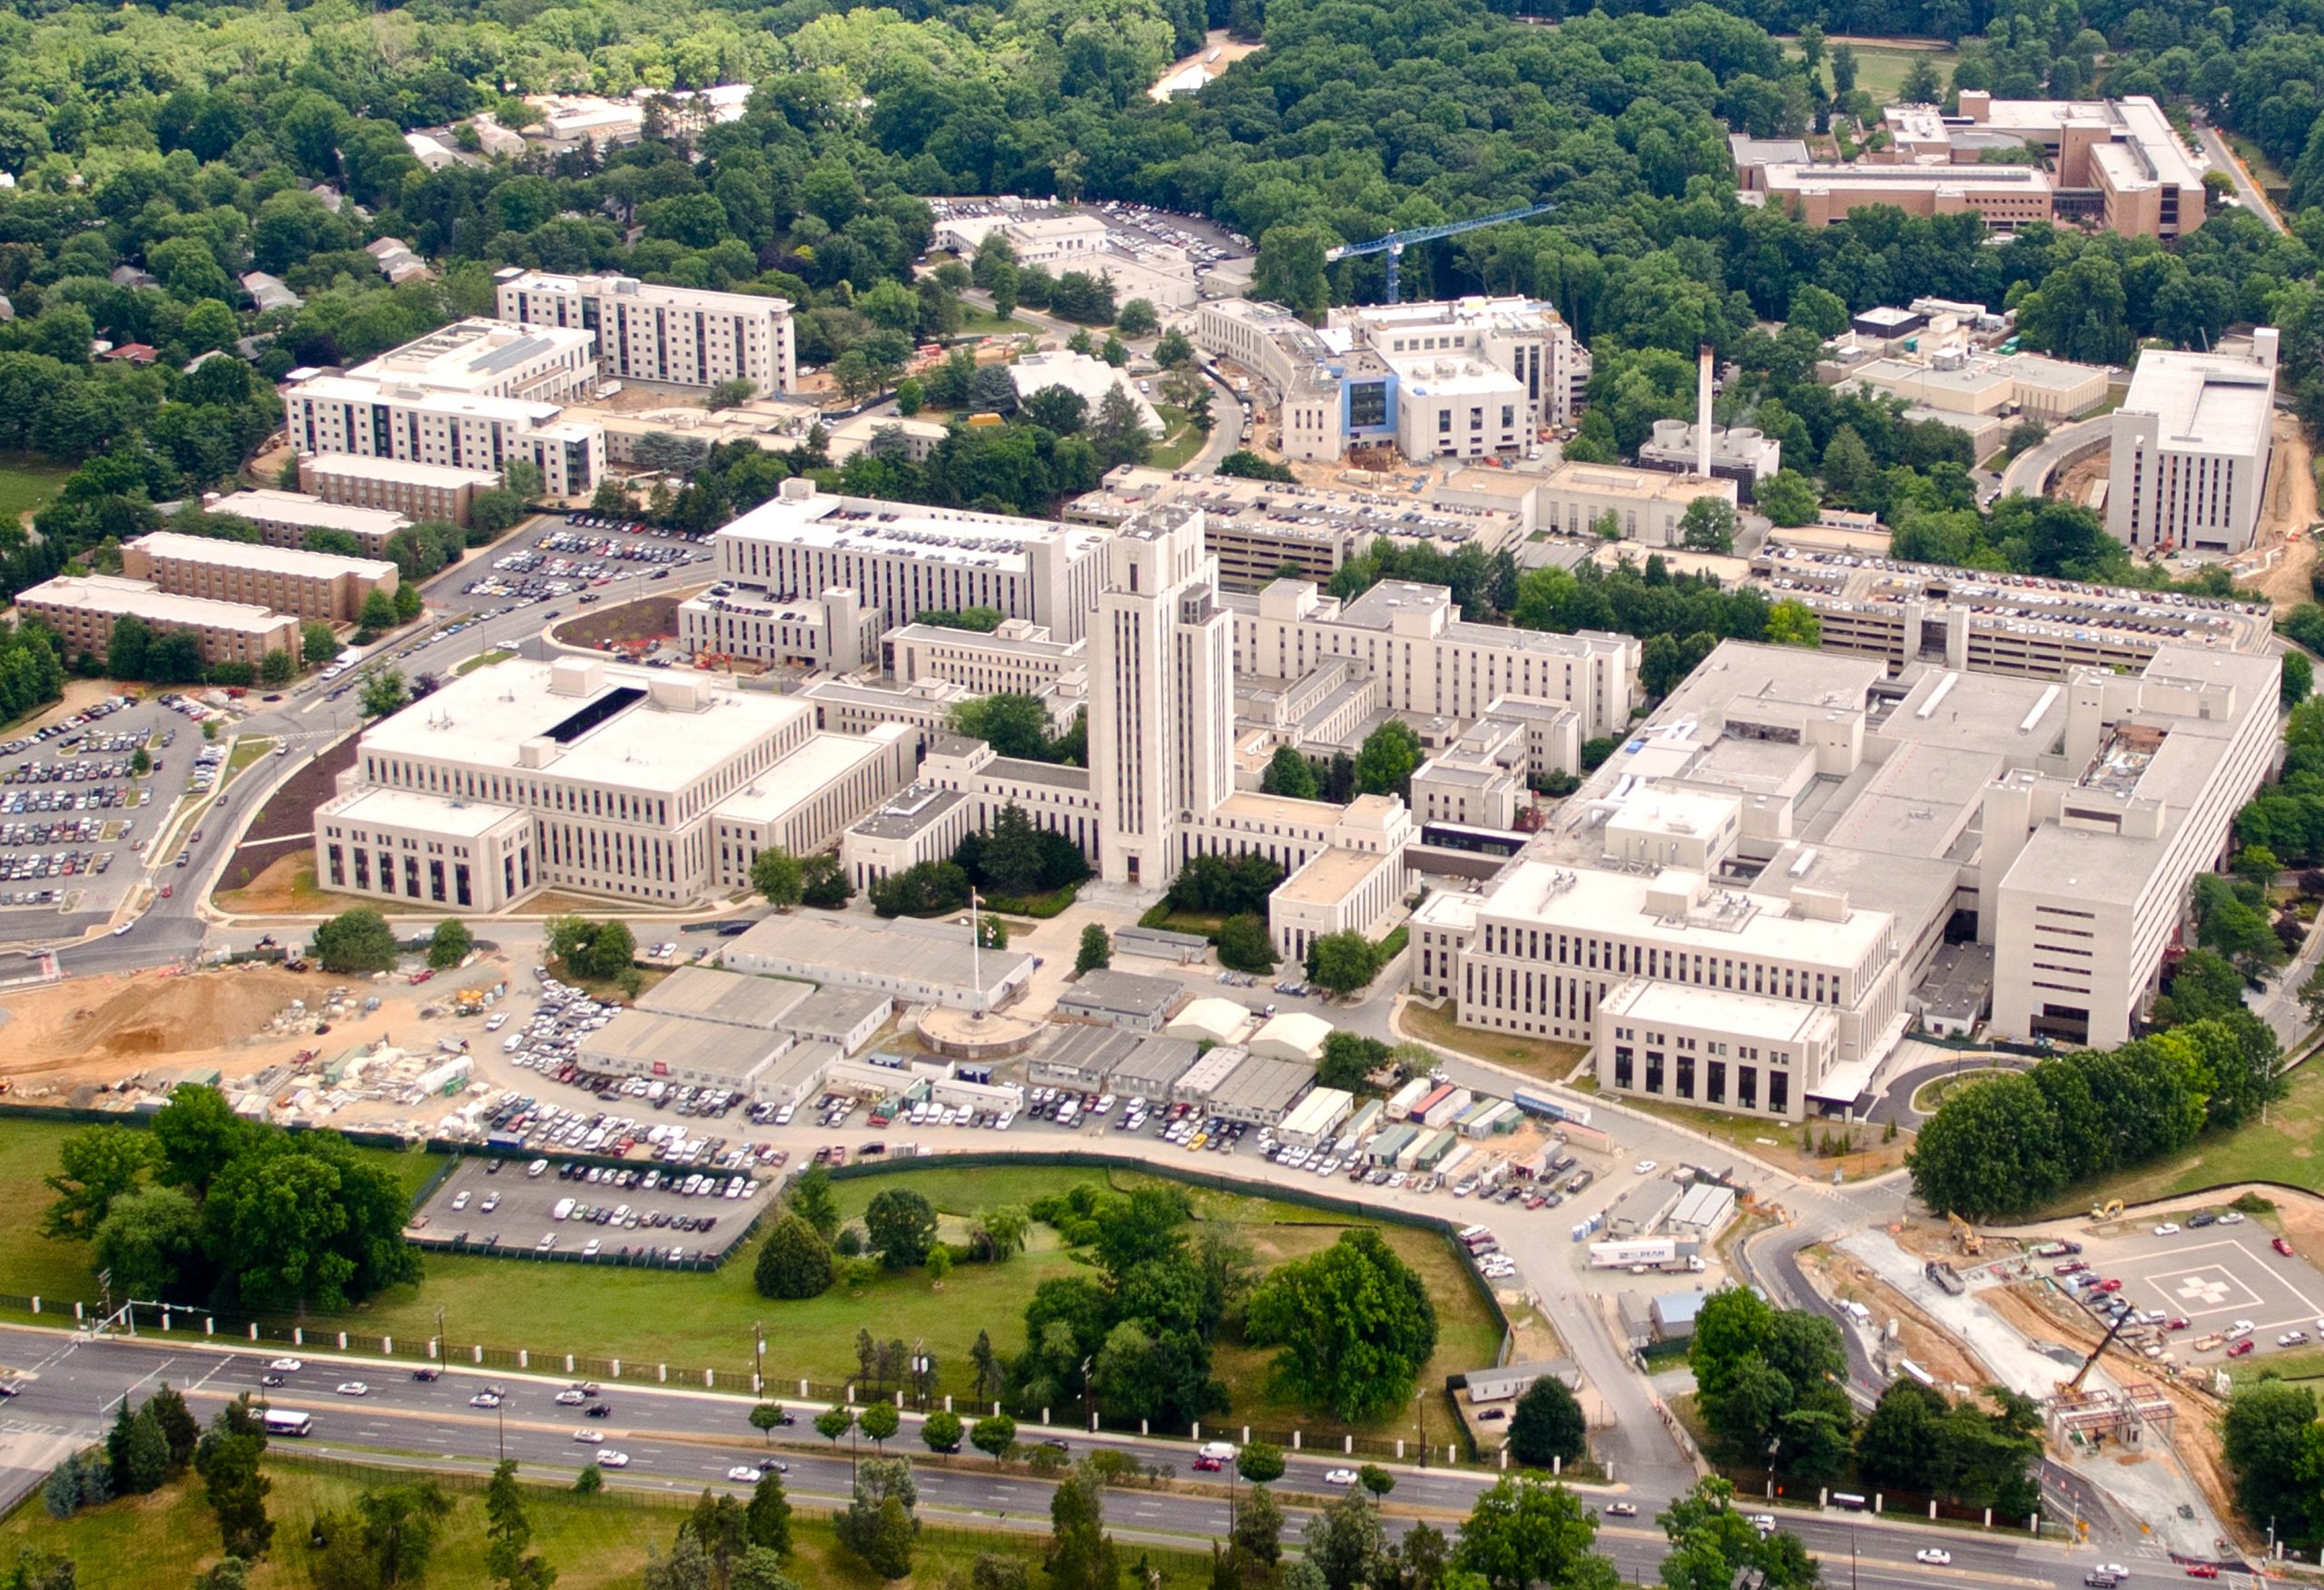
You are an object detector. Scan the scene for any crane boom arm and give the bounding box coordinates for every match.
[1324,202,1557,262]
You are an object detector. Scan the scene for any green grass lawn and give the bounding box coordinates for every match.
[224,736,277,775]
[1782,39,1962,103]
[0,1134,1500,1442]
[1148,406,1206,471]
[350,1161,1500,1440]
[0,1119,437,1311]
[960,307,1039,337]
[0,453,72,525]
[453,648,516,676]
[1397,999,1586,1083]
[2048,1058,2324,1215]
[0,1454,1216,1590]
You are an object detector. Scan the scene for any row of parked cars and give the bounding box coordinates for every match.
[5,757,140,785]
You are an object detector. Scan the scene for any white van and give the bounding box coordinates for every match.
[551,1197,576,1221]
[1198,1440,1237,1464]
[1841,1301,1872,1325]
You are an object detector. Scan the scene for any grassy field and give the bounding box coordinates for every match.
[960,307,1040,337]
[2051,1058,2324,1214]
[1397,999,1587,1083]
[0,1118,438,1309]
[0,454,72,525]
[0,1135,1499,1440]
[0,1455,1216,1590]
[1149,405,1206,471]
[1782,38,1963,103]
[453,648,516,676]
[1601,1093,1910,1181]
[224,736,277,775]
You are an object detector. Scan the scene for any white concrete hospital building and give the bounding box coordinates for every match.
[314,656,909,912]
[1411,640,2278,1118]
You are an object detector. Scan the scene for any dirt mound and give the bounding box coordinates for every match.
[0,964,331,1075]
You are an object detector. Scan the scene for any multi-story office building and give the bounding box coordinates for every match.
[1984,648,2279,1046]
[676,585,882,672]
[1409,637,2279,1119]
[282,319,606,499]
[313,655,903,911]
[1750,541,2276,680]
[119,532,398,626]
[17,574,298,667]
[493,270,797,396]
[1226,577,1639,741]
[299,454,502,528]
[1193,295,1584,465]
[2106,333,2279,555]
[1759,94,2209,239]
[886,618,1085,699]
[1533,460,1738,547]
[205,490,410,558]
[1067,466,1527,590]
[704,479,1108,645]
[1090,505,1236,887]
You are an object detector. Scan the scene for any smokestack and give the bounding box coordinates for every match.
[1695,345,1714,479]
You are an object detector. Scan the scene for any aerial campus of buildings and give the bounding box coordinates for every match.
[5,61,2320,1587]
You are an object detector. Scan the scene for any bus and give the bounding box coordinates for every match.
[262,1408,312,1438]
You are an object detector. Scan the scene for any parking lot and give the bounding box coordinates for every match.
[0,690,246,923]
[412,1153,769,1267]
[457,518,710,616]
[2053,1214,2324,1362]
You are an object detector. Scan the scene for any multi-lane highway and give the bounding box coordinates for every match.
[0,1323,2131,1590]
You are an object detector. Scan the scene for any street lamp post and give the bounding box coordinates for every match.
[436,1306,446,1364]
[1416,1389,1427,1469]
[753,1321,764,1397]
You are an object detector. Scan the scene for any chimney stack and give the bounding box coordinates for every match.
[1695,345,1715,479]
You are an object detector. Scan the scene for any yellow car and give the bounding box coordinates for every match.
[1187,1133,1208,1152]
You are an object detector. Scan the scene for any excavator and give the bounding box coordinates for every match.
[1948,1212,1983,1256]
[2091,1198,2125,1222]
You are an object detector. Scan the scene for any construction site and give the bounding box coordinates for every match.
[1792,1200,2290,1556]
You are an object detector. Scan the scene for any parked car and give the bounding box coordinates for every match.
[2277,1237,2297,1257]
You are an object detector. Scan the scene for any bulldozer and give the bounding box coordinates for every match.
[1947,1211,1983,1256]
[2091,1198,2125,1222]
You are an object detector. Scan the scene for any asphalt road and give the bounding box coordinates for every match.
[0,1324,2143,1589]
[2195,127,2288,236]
[1998,416,2112,502]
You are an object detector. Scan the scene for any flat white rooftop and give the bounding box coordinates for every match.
[2121,349,2276,453]
[358,658,812,794]
[717,488,1104,573]
[325,786,523,839]
[1482,860,1896,967]
[209,490,409,538]
[347,319,596,393]
[130,531,398,584]
[290,375,564,427]
[711,731,894,824]
[497,270,793,317]
[1600,977,1838,1043]
[18,574,287,635]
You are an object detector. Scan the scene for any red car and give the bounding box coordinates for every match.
[2166,1317,2191,1331]
[2095,1277,2123,1292]
[2230,1340,2257,1358]
[2187,1566,2221,1579]
[2276,1238,2297,1257]
[2053,1261,2088,1275]
[1192,1456,1223,1472]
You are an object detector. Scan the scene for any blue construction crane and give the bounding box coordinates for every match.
[1324,202,1557,304]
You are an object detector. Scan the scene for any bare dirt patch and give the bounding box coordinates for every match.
[2055,446,2111,509]
[552,596,680,651]
[1983,1282,2242,1541]
[0,961,481,1094]
[2243,418,2318,609]
[1800,1246,1991,1390]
